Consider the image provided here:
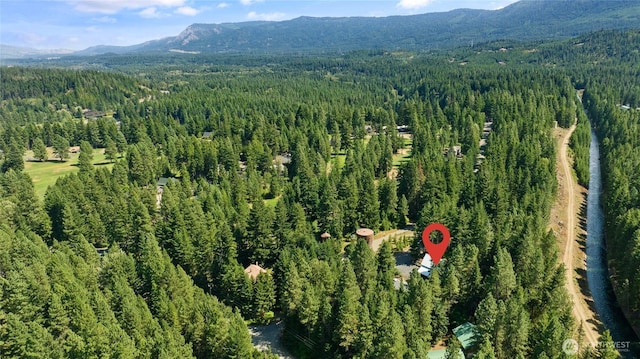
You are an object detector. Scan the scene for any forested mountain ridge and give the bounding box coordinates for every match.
[68,0,640,56]
[0,45,73,60]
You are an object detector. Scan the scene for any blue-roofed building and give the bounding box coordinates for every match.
[452,322,479,351]
[427,348,465,359]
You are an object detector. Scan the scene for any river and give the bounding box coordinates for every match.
[586,126,640,358]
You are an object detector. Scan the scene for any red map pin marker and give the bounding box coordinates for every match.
[422,223,450,266]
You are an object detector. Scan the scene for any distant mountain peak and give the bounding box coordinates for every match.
[0,45,74,60]
[10,0,640,59]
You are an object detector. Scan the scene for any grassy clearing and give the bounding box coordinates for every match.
[332,154,346,169]
[392,151,412,167]
[392,137,413,167]
[24,148,118,198]
[263,195,281,208]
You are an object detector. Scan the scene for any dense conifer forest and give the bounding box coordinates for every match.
[1,29,639,358]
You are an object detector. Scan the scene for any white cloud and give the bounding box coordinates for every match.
[139,6,162,18]
[70,0,186,14]
[174,6,200,16]
[240,0,263,6]
[93,16,117,23]
[396,0,434,10]
[247,11,286,21]
[217,2,230,8]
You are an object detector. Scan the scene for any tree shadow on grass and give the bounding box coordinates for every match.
[93,161,114,166]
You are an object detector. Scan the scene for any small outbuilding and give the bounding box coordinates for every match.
[157,177,177,188]
[320,232,331,241]
[244,264,267,282]
[356,228,374,247]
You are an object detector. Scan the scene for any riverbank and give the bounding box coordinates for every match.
[550,124,602,347]
[586,127,640,358]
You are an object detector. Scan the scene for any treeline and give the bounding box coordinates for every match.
[0,67,146,109]
[571,98,591,187]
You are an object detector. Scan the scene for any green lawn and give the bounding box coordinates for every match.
[392,137,413,167]
[24,148,118,198]
[263,195,281,208]
[332,153,346,169]
[392,151,412,167]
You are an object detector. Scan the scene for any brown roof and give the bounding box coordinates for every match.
[244,264,266,281]
[356,228,374,237]
[320,232,331,239]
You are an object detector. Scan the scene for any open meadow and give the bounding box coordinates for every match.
[24,148,117,198]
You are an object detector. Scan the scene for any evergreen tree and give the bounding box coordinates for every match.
[298,283,320,330]
[373,306,407,359]
[444,336,463,359]
[349,238,377,297]
[252,272,276,323]
[398,194,409,228]
[378,178,398,229]
[475,293,498,342]
[1,139,25,172]
[52,134,70,162]
[596,330,619,359]
[407,270,433,346]
[115,131,128,153]
[105,137,118,162]
[32,137,47,162]
[376,241,396,291]
[357,169,380,230]
[491,247,517,300]
[334,261,361,356]
[78,140,94,172]
[475,336,497,359]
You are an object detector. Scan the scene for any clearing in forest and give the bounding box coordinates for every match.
[23,148,117,198]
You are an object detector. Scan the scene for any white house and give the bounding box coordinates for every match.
[418,253,434,277]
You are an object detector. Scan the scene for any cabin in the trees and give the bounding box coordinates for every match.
[418,253,433,278]
[397,125,410,132]
[444,145,463,159]
[426,322,477,358]
[202,131,213,140]
[319,232,331,241]
[156,177,177,208]
[83,109,106,120]
[274,153,292,173]
[244,264,267,281]
[452,322,479,352]
[157,177,177,188]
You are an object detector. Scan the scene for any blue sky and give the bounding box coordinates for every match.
[1,0,519,50]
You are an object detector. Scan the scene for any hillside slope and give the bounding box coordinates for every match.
[72,0,640,56]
